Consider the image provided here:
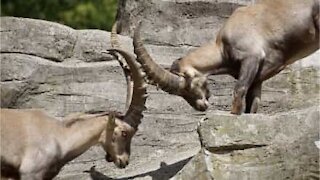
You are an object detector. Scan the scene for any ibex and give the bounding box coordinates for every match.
[132,0,319,114]
[0,50,147,179]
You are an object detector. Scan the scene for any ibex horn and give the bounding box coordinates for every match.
[110,21,133,111]
[133,23,186,95]
[107,49,147,129]
[107,112,116,131]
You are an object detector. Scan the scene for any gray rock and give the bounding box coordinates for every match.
[72,30,115,62]
[174,106,320,180]
[172,149,214,180]
[116,0,255,46]
[1,53,127,116]
[1,0,320,177]
[1,17,76,62]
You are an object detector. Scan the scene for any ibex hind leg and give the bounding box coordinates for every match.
[20,172,44,180]
[231,57,261,115]
[245,82,262,113]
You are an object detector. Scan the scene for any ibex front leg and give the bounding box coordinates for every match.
[231,57,261,115]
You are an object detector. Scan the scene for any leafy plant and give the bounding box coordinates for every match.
[1,0,118,31]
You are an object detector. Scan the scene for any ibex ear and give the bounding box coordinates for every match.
[107,112,116,131]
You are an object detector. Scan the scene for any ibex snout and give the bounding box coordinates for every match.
[115,154,129,168]
[187,98,209,111]
[195,99,209,111]
[105,152,130,168]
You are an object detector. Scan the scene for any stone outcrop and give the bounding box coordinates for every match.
[116,0,255,46]
[1,0,319,178]
[173,106,319,180]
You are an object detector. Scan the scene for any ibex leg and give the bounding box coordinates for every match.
[231,57,260,115]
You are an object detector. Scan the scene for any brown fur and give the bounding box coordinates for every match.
[0,109,135,180]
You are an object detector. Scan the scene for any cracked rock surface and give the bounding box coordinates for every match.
[174,106,319,180]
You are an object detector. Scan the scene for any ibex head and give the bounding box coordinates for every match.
[101,113,135,168]
[133,24,210,111]
[178,74,210,111]
[102,48,147,168]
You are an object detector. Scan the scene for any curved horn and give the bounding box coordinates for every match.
[110,21,133,111]
[106,112,116,131]
[108,49,147,129]
[133,24,186,95]
[111,21,121,49]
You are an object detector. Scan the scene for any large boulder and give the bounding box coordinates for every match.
[173,106,319,180]
[1,53,127,116]
[1,17,76,62]
[116,0,255,46]
[1,17,115,63]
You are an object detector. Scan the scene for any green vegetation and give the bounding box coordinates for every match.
[1,0,118,31]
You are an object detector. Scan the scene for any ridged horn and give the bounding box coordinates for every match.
[111,21,121,48]
[110,21,133,111]
[133,23,186,95]
[108,49,147,129]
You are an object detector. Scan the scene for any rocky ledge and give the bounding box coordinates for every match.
[174,106,319,180]
[1,11,319,180]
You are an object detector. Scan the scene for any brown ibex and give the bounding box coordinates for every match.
[0,50,147,179]
[133,0,319,114]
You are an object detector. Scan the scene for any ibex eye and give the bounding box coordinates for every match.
[121,131,127,137]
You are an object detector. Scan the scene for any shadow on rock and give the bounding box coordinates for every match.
[84,157,192,180]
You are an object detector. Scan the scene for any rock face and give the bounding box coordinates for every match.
[1,0,320,179]
[1,17,120,117]
[116,0,255,46]
[173,106,320,180]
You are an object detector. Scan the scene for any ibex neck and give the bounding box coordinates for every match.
[180,41,225,76]
[60,116,108,161]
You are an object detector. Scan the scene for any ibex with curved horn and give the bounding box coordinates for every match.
[1,49,147,179]
[133,0,319,114]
